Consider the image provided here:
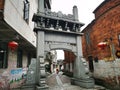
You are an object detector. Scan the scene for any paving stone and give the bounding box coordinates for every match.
[46,72,106,90]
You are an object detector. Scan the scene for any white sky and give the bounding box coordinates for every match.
[51,0,104,30]
[56,50,64,60]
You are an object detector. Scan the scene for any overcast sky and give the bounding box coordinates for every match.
[51,0,104,30]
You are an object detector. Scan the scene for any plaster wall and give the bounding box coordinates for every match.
[0,50,28,89]
[94,59,120,78]
[93,59,120,87]
[3,0,38,47]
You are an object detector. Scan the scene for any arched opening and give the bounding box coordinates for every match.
[45,49,76,77]
[45,49,77,88]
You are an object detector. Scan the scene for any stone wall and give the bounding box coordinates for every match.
[94,0,120,18]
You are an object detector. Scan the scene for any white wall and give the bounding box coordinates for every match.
[4,0,38,47]
[93,59,120,78]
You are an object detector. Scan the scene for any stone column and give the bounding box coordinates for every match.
[72,35,95,88]
[74,35,83,78]
[70,63,73,72]
[38,0,45,13]
[73,5,79,21]
[36,31,48,90]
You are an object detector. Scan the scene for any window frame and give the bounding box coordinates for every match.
[17,49,23,68]
[0,42,8,69]
[85,32,91,45]
[23,0,30,23]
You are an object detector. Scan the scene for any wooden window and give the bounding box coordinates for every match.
[23,0,30,23]
[17,49,23,68]
[0,42,8,68]
[27,53,31,67]
[85,32,91,45]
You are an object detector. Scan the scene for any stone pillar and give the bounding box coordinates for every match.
[73,5,79,21]
[38,0,45,13]
[73,35,83,78]
[70,63,73,72]
[72,35,94,88]
[26,58,36,84]
[36,31,48,90]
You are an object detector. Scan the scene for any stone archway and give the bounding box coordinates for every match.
[31,5,94,90]
[33,27,94,89]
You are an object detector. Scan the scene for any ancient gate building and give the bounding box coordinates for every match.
[31,0,95,89]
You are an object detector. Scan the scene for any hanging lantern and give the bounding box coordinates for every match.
[97,42,107,49]
[8,41,18,52]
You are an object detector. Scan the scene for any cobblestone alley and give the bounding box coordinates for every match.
[46,72,106,90]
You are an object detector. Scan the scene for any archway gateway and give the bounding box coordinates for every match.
[32,6,94,90]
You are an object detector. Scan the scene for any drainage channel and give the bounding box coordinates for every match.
[56,75,64,90]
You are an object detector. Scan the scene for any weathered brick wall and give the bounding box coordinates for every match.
[94,0,120,18]
[82,0,120,60]
[64,50,75,63]
[93,4,120,60]
[82,0,120,88]
[82,22,95,60]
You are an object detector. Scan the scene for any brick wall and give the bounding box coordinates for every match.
[94,0,120,19]
[82,0,120,60]
[82,0,120,88]
[64,50,75,63]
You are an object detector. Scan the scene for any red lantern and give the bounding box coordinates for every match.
[8,41,18,51]
[97,42,107,49]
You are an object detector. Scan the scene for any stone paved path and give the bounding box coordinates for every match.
[46,72,106,90]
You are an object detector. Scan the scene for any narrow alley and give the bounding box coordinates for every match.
[46,72,106,90]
